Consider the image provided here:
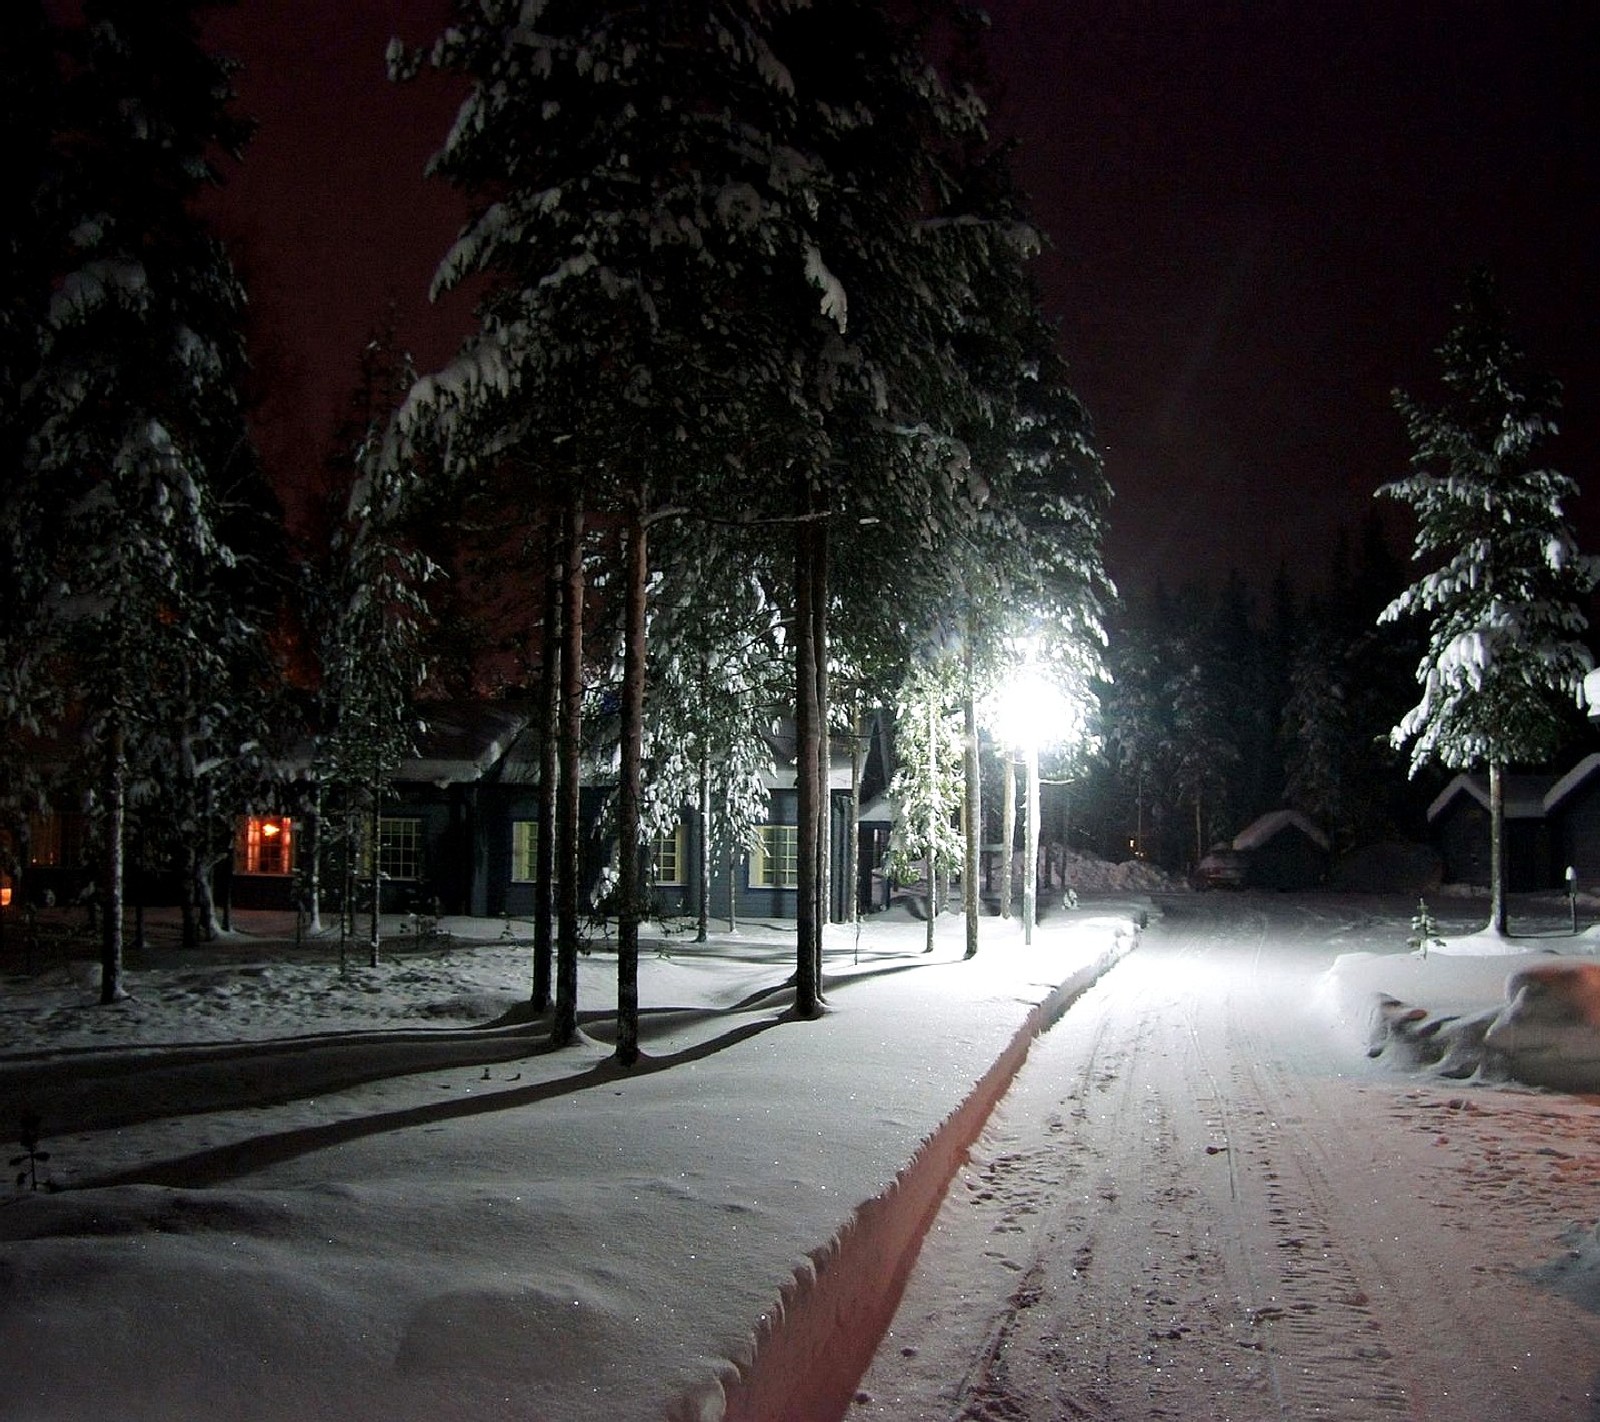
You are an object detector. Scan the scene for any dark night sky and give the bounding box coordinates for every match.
[200,1,1600,597]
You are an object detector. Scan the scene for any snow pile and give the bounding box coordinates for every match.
[0,905,1143,1422]
[1059,847,1183,894]
[1322,932,1600,1091]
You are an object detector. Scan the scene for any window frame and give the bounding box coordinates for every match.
[510,819,539,884]
[651,822,686,887]
[749,823,799,890]
[376,816,423,883]
[236,816,295,877]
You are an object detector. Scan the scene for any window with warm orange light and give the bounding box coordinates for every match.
[1,877,11,908]
[237,816,295,875]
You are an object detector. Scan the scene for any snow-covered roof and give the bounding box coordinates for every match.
[1545,753,1600,814]
[1426,772,1558,823]
[397,703,533,785]
[1231,809,1329,852]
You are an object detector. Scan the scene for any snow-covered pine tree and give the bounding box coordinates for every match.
[887,655,966,952]
[1379,270,1598,935]
[638,535,784,942]
[24,0,263,1001]
[391,0,1038,1032]
[0,2,65,911]
[1281,621,1353,844]
[390,0,845,1051]
[316,333,436,970]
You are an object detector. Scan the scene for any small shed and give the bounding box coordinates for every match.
[1426,772,1559,892]
[1231,810,1330,891]
[1545,754,1600,890]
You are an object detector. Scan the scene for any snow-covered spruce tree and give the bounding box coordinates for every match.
[886,655,966,952]
[317,336,436,971]
[0,2,66,912]
[389,0,829,1053]
[391,0,1018,1039]
[637,535,785,942]
[23,0,263,1001]
[1379,271,1597,935]
[1164,612,1240,866]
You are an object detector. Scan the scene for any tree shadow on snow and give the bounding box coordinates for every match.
[72,1012,792,1192]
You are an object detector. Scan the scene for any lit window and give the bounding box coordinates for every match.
[749,824,799,889]
[652,823,685,886]
[237,816,295,875]
[510,820,539,883]
[377,817,422,882]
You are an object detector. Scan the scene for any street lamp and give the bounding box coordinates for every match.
[993,660,1078,944]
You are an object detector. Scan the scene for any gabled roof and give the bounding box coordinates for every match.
[398,703,533,786]
[1544,753,1600,814]
[1426,772,1559,823]
[1231,809,1329,852]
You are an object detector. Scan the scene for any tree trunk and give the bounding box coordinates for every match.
[1488,760,1508,936]
[532,521,561,1012]
[367,778,381,968]
[794,512,820,1017]
[696,739,712,943]
[615,506,647,1067]
[963,658,981,960]
[814,517,830,954]
[845,701,862,924]
[194,845,222,944]
[1024,741,1040,945]
[1001,751,1016,919]
[100,721,127,1004]
[553,500,585,1047]
[925,692,938,954]
[307,782,324,935]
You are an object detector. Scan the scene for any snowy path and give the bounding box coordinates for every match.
[853,896,1600,1420]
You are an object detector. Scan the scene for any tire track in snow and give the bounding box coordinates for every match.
[855,899,1424,1420]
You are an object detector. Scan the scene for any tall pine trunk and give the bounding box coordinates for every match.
[1024,742,1040,945]
[100,720,127,1004]
[963,650,981,960]
[924,693,938,955]
[532,522,561,1012]
[696,738,712,943]
[1000,752,1015,919]
[306,783,324,935]
[615,505,647,1067]
[793,511,820,1017]
[367,776,382,968]
[553,501,585,1047]
[812,517,830,989]
[845,701,862,924]
[1488,761,1508,936]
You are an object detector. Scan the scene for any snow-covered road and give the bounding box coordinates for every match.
[853,895,1600,1420]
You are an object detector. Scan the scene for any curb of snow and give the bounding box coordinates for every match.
[710,917,1141,1422]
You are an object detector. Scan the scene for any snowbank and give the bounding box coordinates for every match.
[0,905,1142,1422]
[1321,931,1600,1091]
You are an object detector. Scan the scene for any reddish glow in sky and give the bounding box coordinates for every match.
[199,1,1600,593]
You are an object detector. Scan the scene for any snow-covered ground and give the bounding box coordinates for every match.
[1,901,1139,1422]
[857,894,1600,1420]
[4,890,1600,1420]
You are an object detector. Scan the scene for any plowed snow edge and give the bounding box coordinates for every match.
[707,921,1140,1422]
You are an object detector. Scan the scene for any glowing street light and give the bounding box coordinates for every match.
[993,660,1079,945]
